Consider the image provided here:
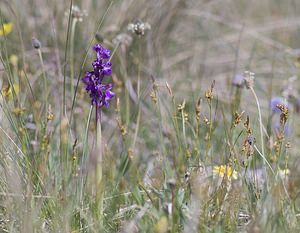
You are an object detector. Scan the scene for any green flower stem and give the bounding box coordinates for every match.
[79,105,93,203]
[132,42,141,151]
[95,109,103,227]
[205,100,213,162]
[249,86,273,192]
[37,48,47,117]
[249,87,265,159]
[181,109,186,145]
[70,18,78,99]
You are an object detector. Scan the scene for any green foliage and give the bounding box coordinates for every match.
[1,0,300,232]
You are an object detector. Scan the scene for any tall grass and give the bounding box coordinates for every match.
[1,0,300,232]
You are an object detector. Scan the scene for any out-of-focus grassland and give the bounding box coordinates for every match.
[1,0,300,232]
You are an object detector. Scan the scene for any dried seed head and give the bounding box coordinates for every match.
[184,112,189,121]
[117,118,127,136]
[65,5,87,22]
[151,76,158,91]
[244,115,252,134]
[195,98,201,121]
[232,111,244,128]
[150,90,157,104]
[285,142,291,149]
[128,148,134,160]
[205,80,215,100]
[177,100,186,112]
[128,19,151,36]
[204,117,210,125]
[47,105,54,121]
[150,77,158,104]
[276,104,289,125]
[242,134,255,157]
[244,71,255,89]
[41,134,49,151]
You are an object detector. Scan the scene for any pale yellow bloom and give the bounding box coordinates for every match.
[213,165,238,180]
[9,54,18,67]
[154,216,168,233]
[0,22,13,36]
[278,168,290,179]
[2,84,19,100]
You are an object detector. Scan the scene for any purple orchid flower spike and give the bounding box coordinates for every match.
[82,44,115,114]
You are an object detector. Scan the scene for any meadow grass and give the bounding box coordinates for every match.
[1,0,300,232]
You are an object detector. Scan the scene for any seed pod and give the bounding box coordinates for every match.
[32,37,41,49]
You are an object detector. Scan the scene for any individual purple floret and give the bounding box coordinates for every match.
[270,97,289,114]
[82,44,115,109]
[88,83,115,108]
[93,44,111,59]
[92,60,112,78]
[98,83,115,107]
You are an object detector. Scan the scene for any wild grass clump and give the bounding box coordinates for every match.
[1,0,300,232]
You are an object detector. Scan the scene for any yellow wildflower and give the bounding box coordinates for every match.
[12,107,26,116]
[213,165,238,180]
[154,216,168,233]
[0,22,13,36]
[2,84,19,100]
[9,54,18,67]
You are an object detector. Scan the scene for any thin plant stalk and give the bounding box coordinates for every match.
[70,18,78,99]
[254,145,274,175]
[95,108,104,227]
[37,48,48,116]
[181,109,186,145]
[63,0,73,115]
[79,105,93,203]
[125,81,130,126]
[132,95,141,150]
[249,86,274,192]
[249,87,266,163]
[132,42,141,150]
[205,100,213,162]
